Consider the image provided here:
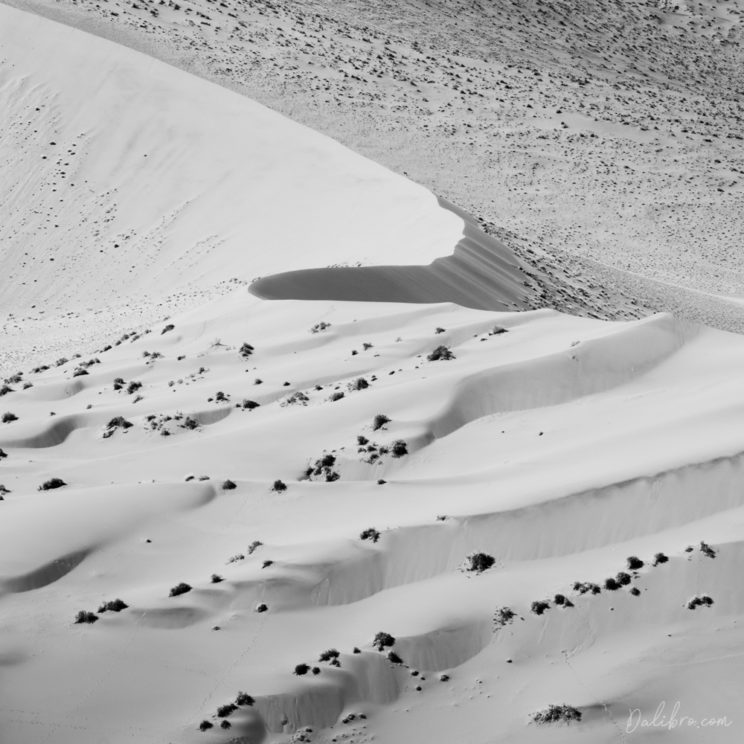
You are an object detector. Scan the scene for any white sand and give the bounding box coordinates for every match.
[0,4,742,744]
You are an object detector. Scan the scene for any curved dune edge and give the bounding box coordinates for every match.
[249,199,531,311]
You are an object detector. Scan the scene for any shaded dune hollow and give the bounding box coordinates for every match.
[250,199,531,310]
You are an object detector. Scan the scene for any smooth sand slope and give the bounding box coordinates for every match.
[1,5,744,744]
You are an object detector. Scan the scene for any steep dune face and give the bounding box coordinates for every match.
[0,3,535,372]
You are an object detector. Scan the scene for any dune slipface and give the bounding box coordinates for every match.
[1,3,743,744]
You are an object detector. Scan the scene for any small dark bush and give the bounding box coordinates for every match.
[107,416,133,430]
[0,385,14,396]
[239,399,260,410]
[239,342,255,358]
[255,603,268,613]
[387,651,404,664]
[272,479,287,492]
[687,595,714,610]
[531,600,550,615]
[554,593,567,606]
[294,663,310,675]
[372,414,390,431]
[349,377,369,391]
[391,440,408,457]
[126,381,142,395]
[604,577,620,591]
[434,327,446,334]
[75,610,98,624]
[360,528,381,543]
[248,540,263,554]
[211,574,224,583]
[161,323,175,334]
[630,587,641,596]
[653,552,669,566]
[235,691,254,706]
[215,391,229,403]
[39,478,67,491]
[169,582,192,597]
[310,321,331,333]
[373,631,396,651]
[2,412,18,423]
[700,541,717,558]
[493,607,516,626]
[318,649,340,662]
[72,367,89,377]
[0,448,7,460]
[531,704,582,725]
[216,703,238,718]
[199,720,213,731]
[627,556,644,570]
[181,417,199,430]
[220,721,231,730]
[222,479,237,490]
[615,572,632,586]
[98,599,128,613]
[427,345,455,361]
[466,552,495,573]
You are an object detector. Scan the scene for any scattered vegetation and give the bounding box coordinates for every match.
[239,342,255,358]
[294,663,310,675]
[235,691,254,706]
[531,600,550,616]
[75,610,98,624]
[271,479,287,492]
[373,631,396,651]
[97,599,128,613]
[2,412,18,423]
[360,527,381,543]
[221,479,237,490]
[466,552,495,573]
[653,552,669,566]
[169,582,192,597]
[372,414,390,431]
[39,478,67,491]
[305,454,340,482]
[310,321,331,333]
[627,556,644,570]
[687,595,714,610]
[531,704,582,725]
[427,345,455,361]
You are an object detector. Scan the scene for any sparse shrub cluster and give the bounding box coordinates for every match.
[98,598,128,613]
[687,595,714,610]
[372,414,390,431]
[360,527,381,543]
[531,600,550,616]
[2,412,18,423]
[466,552,495,573]
[169,582,192,597]
[531,704,582,725]
[493,607,516,627]
[271,479,287,492]
[427,345,455,361]
[305,453,340,482]
[310,321,331,333]
[373,631,395,651]
[239,342,255,358]
[39,478,66,491]
[282,391,310,407]
[237,399,260,410]
[75,610,98,624]
[103,416,133,438]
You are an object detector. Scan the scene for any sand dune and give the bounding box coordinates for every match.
[1,3,743,744]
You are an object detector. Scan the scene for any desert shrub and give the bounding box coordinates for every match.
[216,703,237,718]
[247,540,263,554]
[55,357,69,367]
[373,631,395,651]
[72,367,89,377]
[604,577,620,591]
[305,454,340,482]
[255,603,268,613]
[329,391,345,402]
[2,412,18,423]
[181,417,199,430]
[531,600,550,616]
[221,479,237,490]
[262,560,273,569]
[161,323,175,334]
[220,721,231,730]
[0,385,13,397]
[391,440,408,457]
[239,342,255,358]
[113,377,125,391]
[211,574,224,583]
[215,391,229,403]
[360,528,381,543]
[282,391,309,407]
[630,587,641,596]
[372,414,390,431]
[39,478,66,491]
[687,595,714,610]
[573,581,601,595]
[700,541,717,558]
[271,479,287,492]
[653,552,669,566]
[75,610,98,624]
[387,651,404,664]
[627,556,644,570]
[357,435,369,446]
[531,704,582,725]
[107,416,132,430]
[310,321,331,333]
[318,649,340,662]
[553,593,568,605]
[239,399,260,410]
[294,663,310,675]
[0,448,7,460]
[126,381,142,395]
[235,691,254,706]
[198,720,213,731]
[615,572,632,586]
[434,327,446,334]
[169,582,192,597]
[493,607,516,626]
[97,599,128,613]
[349,377,369,391]
[466,553,495,573]
[427,345,455,361]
